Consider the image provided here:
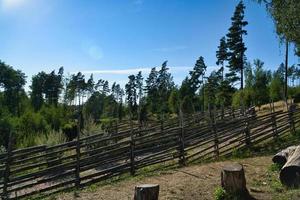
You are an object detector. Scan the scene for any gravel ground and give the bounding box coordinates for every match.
[55,156,291,200]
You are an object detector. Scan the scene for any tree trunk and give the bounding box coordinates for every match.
[134,184,159,200]
[279,146,300,187]
[221,163,249,197]
[285,39,289,102]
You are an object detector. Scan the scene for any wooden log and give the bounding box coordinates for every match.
[272,146,297,166]
[134,184,159,200]
[221,163,249,197]
[280,146,300,186]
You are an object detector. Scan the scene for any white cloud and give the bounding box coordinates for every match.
[74,66,218,75]
[78,67,151,75]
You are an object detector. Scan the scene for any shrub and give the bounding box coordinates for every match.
[39,105,67,131]
[18,111,49,134]
[214,186,227,200]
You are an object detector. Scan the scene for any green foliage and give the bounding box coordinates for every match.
[181,96,194,114]
[232,90,243,108]
[125,74,137,118]
[168,89,180,114]
[269,163,282,172]
[252,59,270,107]
[270,72,284,102]
[18,111,49,135]
[259,0,300,55]
[216,37,228,67]
[214,187,227,200]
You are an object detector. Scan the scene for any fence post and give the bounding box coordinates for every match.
[2,132,12,200]
[130,118,135,176]
[178,109,186,166]
[244,118,251,147]
[288,105,296,134]
[271,113,278,139]
[212,121,219,159]
[231,107,235,118]
[75,112,81,190]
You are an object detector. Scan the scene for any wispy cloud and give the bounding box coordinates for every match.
[153,46,188,52]
[74,66,221,75]
[78,68,151,75]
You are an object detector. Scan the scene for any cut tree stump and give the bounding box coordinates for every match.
[280,146,300,187]
[221,163,249,198]
[134,184,159,200]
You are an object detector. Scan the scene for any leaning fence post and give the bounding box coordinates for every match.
[2,132,12,200]
[130,117,135,176]
[271,112,278,139]
[75,112,81,190]
[244,118,251,147]
[288,105,296,134]
[178,108,186,166]
[212,120,219,159]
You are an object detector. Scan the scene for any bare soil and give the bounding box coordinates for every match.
[55,156,300,200]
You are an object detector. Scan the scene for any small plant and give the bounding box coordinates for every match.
[214,186,227,200]
[268,163,282,172]
[231,148,251,159]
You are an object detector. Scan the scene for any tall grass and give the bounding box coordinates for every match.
[17,131,66,148]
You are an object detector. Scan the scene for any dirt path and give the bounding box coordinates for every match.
[55,156,298,200]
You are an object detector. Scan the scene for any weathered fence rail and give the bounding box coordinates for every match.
[0,107,299,199]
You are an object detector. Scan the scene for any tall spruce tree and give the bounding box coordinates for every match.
[189,56,207,94]
[157,61,174,128]
[145,67,158,113]
[216,37,228,79]
[226,1,248,89]
[136,71,143,126]
[125,75,137,117]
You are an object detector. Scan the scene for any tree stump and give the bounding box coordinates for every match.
[280,146,300,187]
[134,184,159,200]
[221,163,249,197]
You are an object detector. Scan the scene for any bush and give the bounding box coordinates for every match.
[18,111,49,135]
[290,86,300,103]
[232,89,254,109]
[39,105,67,131]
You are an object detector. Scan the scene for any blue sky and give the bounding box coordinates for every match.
[0,0,299,90]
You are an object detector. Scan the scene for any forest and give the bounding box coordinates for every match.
[0,0,299,150]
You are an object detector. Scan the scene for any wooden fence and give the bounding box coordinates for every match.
[0,107,299,200]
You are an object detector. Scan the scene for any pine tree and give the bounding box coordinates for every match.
[216,37,228,79]
[136,71,143,127]
[157,61,174,113]
[125,75,137,117]
[189,56,207,94]
[157,61,174,129]
[145,67,158,113]
[226,1,248,89]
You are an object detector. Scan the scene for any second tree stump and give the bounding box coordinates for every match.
[134,184,159,200]
[221,163,249,197]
